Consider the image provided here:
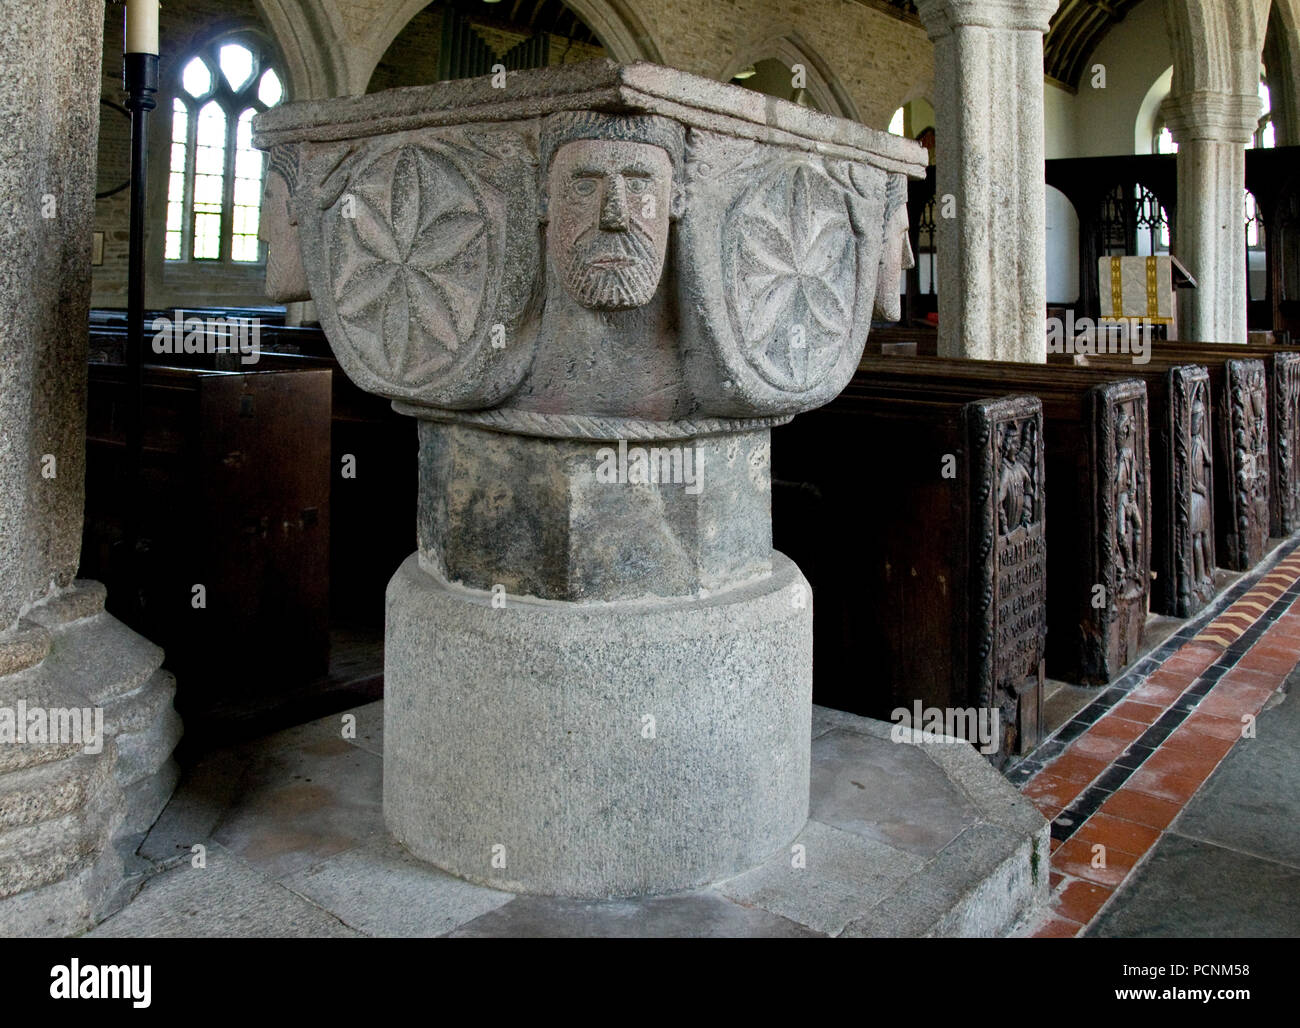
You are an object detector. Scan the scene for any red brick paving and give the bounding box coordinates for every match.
[1109,699,1166,724]
[1024,552,1298,938]
[1073,812,1161,855]
[1098,789,1183,830]
[1055,879,1113,925]
[1034,916,1085,938]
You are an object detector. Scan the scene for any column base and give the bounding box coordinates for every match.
[383,552,812,898]
[0,581,182,935]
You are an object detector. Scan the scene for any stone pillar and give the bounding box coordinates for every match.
[915,0,1058,363]
[254,61,926,898]
[0,0,181,935]
[1161,92,1259,344]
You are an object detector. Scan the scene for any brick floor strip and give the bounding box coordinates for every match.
[1015,541,1300,937]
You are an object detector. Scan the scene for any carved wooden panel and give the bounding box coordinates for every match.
[1086,379,1150,683]
[1269,353,1300,536]
[1167,365,1216,617]
[1219,359,1270,570]
[968,395,1046,756]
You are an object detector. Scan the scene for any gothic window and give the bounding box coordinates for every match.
[915,191,936,296]
[1246,191,1265,250]
[1254,78,1275,149]
[1246,189,1267,302]
[165,37,284,263]
[1098,183,1170,258]
[1136,184,1170,254]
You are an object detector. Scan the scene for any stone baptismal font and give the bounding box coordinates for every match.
[254,60,925,897]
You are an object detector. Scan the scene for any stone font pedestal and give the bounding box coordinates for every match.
[253,60,925,897]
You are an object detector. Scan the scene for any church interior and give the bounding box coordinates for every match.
[2,0,1299,946]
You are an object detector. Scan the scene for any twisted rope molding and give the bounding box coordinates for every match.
[391,402,794,441]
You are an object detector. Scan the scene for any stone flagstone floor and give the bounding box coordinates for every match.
[84,704,1045,938]
[82,542,1300,938]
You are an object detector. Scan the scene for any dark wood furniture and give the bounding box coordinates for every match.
[83,364,333,719]
[1071,352,1271,572]
[850,356,1152,686]
[773,391,1047,761]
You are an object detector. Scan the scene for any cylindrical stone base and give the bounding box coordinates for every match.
[383,551,812,898]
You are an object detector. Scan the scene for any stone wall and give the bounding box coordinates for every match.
[93,23,132,306]
[631,0,933,127]
[367,3,443,93]
[368,6,608,94]
[360,0,935,127]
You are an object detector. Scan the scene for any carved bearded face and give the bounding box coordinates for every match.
[546,140,674,311]
[873,199,915,322]
[259,168,310,302]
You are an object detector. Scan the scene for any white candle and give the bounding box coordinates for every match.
[124,0,159,55]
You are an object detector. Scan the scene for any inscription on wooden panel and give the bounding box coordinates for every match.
[996,524,1046,681]
[969,395,1045,755]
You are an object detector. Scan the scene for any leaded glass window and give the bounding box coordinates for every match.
[165,38,283,263]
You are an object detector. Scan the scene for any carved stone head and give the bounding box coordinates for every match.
[259,146,310,302]
[539,112,685,311]
[873,173,915,322]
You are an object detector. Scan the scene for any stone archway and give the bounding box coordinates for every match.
[1265,0,1300,145]
[1135,66,1174,154]
[358,0,663,95]
[254,0,354,99]
[720,33,859,122]
[1163,0,1264,97]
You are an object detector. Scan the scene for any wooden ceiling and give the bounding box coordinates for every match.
[1043,0,1148,90]
[851,0,1148,91]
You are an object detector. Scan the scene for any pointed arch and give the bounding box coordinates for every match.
[1265,0,1300,145]
[254,0,353,99]
[1164,0,1264,97]
[358,0,662,95]
[719,33,859,122]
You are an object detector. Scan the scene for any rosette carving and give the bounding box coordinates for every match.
[725,162,856,391]
[295,128,541,409]
[334,145,489,383]
[678,129,888,417]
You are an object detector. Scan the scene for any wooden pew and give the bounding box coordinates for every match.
[86,321,416,629]
[1139,342,1298,538]
[1065,350,1271,571]
[865,324,939,356]
[876,349,1216,618]
[90,305,287,327]
[83,364,332,722]
[772,392,1046,761]
[849,356,1152,685]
